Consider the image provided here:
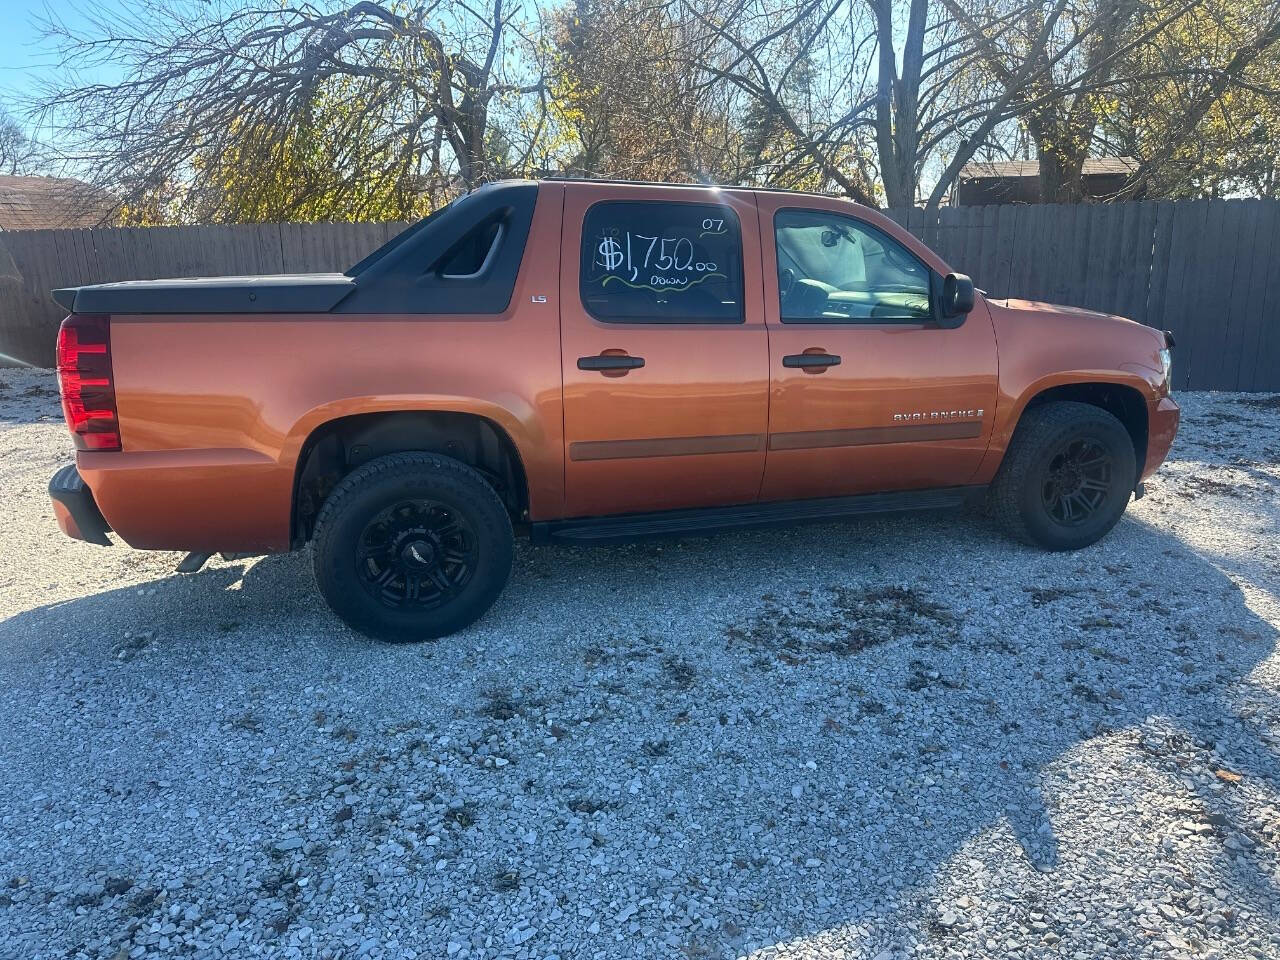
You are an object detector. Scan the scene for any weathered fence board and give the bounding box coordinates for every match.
[1253,208,1280,393]
[2,200,1278,389]
[883,198,1279,392]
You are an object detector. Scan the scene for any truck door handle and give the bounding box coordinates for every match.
[578,354,645,371]
[783,352,841,369]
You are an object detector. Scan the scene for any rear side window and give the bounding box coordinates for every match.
[580,201,743,323]
[437,216,504,278]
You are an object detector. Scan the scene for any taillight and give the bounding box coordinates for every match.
[56,314,121,451]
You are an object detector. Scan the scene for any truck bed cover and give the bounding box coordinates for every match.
[52,274,355,315]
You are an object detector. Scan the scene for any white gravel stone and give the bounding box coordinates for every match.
[2,367,1279,960]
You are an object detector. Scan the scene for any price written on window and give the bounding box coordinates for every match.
[594,218,727,292]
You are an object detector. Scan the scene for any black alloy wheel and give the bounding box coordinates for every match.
[989,400,1137,551]
[312,452,513,641]
[356,499,478,609]
[1040,437,1113,526]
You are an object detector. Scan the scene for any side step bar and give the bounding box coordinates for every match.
[531,485,986,546]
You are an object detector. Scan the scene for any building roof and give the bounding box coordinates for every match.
[0,175,112,231]
[959,158,1138,180]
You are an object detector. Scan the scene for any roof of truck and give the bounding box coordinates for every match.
[537,177,854,202]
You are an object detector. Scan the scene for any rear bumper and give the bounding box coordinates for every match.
[76,447,291,552]
[1142,395,1180,480]
[50,464,113,546]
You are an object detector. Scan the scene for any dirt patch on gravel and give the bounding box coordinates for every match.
[727,585,959,659]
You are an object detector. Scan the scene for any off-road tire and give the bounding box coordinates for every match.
[312,453,513,641]
[990,401,1137,551]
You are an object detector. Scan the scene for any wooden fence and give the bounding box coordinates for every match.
[884,199,1280,393]
[2,199,1278,390]
[0,221,411,367]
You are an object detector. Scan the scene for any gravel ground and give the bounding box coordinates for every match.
[2,365,1279,960]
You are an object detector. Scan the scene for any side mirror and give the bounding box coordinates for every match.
[942,273,975,316]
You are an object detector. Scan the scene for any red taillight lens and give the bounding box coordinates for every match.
[56,314,121,452]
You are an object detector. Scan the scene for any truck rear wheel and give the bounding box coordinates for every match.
[311,453,513,641]
[990,401,1137,551]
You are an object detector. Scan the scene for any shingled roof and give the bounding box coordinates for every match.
[959,158,1139,180]
[0,175,112,231]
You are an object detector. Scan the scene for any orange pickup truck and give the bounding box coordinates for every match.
[49,180,1179,640]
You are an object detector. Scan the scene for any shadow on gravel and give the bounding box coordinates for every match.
[2,509,1277,957]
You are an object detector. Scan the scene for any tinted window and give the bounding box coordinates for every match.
[581,201,743,323]
[437,217,503,278]
[774,210,932,322]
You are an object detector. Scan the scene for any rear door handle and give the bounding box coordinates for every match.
[782,352,841,369]
[578,354,645,371]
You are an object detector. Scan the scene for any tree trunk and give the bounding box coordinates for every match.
[1028,111,1089,203]
[456,101,489,190]
[870,0,926,209]
[1037,146,1086,203]
[871,0,906,207]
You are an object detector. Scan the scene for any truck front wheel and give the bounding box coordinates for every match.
[311,453,513,641]
[990,400,1137,551]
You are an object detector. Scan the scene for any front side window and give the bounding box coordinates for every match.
[774,209,932,322]
[580,201,744,323]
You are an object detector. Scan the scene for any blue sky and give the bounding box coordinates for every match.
[1,1,65,91]
[0,0,120,130]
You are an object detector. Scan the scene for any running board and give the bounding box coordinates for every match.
[531,485,986,545]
